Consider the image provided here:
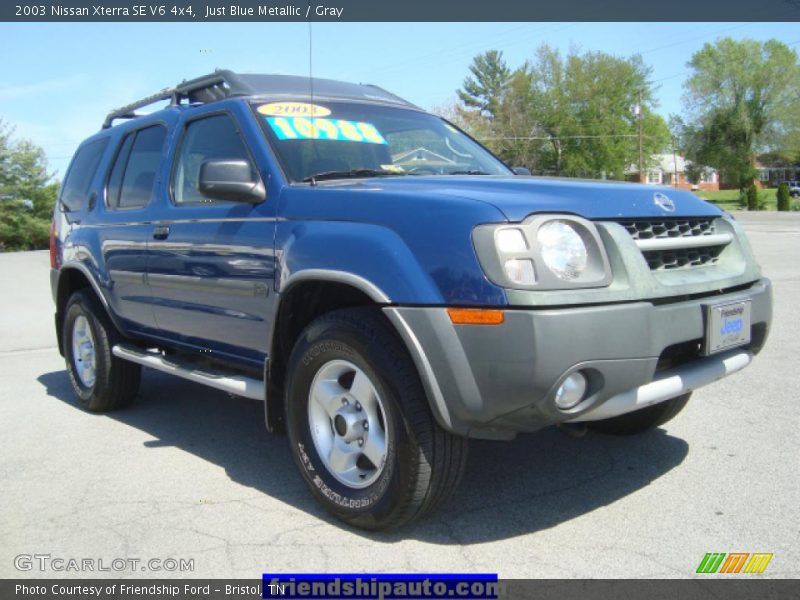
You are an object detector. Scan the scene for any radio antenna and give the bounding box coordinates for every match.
[307,12,318,185]
[308,17,313,101]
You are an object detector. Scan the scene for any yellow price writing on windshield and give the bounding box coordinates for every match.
[267,117,387,145]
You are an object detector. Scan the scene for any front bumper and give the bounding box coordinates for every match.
[384,278,772,439]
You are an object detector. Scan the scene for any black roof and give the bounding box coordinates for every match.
[103,69,419,128]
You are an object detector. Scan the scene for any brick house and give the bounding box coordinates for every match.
[754,155,799,188]
[717,158,799,189]
[629,153,800,190]
[627,153,720,190]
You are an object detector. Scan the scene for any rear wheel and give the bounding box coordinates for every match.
[588,393,691,435]
[284,307,468,530]
[63,290,140,412]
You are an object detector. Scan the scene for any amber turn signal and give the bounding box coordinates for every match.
[446,308,505,325]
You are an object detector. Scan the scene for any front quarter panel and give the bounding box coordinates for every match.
[276,219,442,304]
[274,185,508,306]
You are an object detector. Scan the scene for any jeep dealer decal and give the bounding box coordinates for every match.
[257,102,331,117]
[266,116,388,144]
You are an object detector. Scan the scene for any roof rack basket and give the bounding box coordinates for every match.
[102,69,252,128]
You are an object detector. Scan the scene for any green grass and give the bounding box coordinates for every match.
[695,188,777,211]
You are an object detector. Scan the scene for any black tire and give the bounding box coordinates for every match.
[588,393,691,435]
[63,289,141,412]
[284,307,468,530]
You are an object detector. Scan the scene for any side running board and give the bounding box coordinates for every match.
[112,344,265,400]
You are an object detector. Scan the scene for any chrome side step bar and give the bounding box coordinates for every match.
[112,344,265,400]
[567,349,752,422]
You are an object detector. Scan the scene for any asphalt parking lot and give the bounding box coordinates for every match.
[1,211,798,579]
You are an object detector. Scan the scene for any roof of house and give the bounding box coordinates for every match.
[626,153,716,175]
[653,153,688,173]
[754,155,799,169]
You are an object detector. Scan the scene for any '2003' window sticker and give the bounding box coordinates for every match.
[257,102,331,117]
[266,117,388,145]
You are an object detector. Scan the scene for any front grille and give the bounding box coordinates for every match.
[642,246,724,270]
[615,218,728,271]
[619,218,716,240]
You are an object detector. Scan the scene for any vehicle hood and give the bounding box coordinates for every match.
[332,175,723,221]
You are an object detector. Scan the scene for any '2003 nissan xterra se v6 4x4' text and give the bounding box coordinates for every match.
[50,71,771,530]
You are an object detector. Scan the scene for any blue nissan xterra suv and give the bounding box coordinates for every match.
[50,70,772,530]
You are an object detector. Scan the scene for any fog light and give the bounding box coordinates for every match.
[554,372,587,409]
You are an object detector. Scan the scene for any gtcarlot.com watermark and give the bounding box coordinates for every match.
[14,554,194,573]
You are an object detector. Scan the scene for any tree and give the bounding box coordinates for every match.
[0,119,59,251]
[482,65,550,172]
[677,38,800,190]
[683,157,705,185]
[504,45,571,175]
[462,45,670,178]
[456,50,512,119]
[557,50,670,178]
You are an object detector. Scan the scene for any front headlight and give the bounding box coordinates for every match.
[537,220,588,280]
[472,214,611,290]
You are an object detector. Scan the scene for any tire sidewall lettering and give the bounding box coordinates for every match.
[297,440,393,509]
[301,340,353,367]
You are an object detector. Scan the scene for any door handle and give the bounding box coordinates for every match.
[153,226,170,240]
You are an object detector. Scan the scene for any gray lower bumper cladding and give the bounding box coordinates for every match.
[385,278,772,439]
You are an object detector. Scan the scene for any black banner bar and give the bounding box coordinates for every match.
[3,0,800,22]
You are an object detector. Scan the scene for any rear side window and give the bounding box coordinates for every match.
[60,138,109,212]
[106,134,134,209]
[172,114,255,205]
[106,125,167,209]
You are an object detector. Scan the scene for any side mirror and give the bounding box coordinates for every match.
[198,159,266,204]
[512,166,531,176]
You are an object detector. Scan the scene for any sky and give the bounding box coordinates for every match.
[1,21,798,178]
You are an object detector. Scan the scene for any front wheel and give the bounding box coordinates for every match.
[284,307,468,530]
[588,393,691,435]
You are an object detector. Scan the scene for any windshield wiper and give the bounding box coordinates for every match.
[303,168,408,184]
[448,170,491,175]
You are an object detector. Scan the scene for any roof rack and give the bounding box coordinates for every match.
[103,69,420,129]
[102,69,253,129]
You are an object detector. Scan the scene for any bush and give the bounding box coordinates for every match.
[739,184,769,211]
[777,182,791,211]
[757,190,769,211]
[737,189,749,209]
[747,184,759,210]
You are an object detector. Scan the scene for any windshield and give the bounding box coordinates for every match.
[251,100,512,182]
